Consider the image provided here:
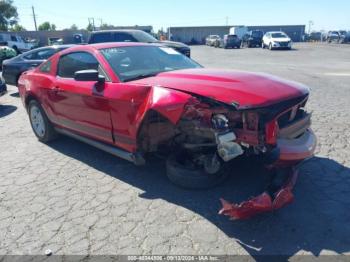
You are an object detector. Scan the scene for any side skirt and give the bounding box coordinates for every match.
[55,127,145,166]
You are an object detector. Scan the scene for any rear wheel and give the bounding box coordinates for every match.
[12,46,20,55]
[166,152,229,189]
[28,100,58,143]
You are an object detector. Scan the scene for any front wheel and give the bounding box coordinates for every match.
[166,153,229,189]
[269,43,273,50]
[28,100,58,143]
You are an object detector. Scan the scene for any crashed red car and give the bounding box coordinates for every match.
[18,43,316,219]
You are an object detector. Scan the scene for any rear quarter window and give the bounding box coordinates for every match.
[89,33,113,43]
[39,61,52,73]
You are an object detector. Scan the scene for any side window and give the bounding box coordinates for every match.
[37,49,56,59]
[114,33,137,42]
[24,50,39,60]
[57,52,99,78]
[24,48,55,60]
[39,61,52,73]
[10,35,17,42]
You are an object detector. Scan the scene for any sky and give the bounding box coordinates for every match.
[14,0,350,32]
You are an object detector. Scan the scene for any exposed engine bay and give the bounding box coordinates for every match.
[138,93,315,219]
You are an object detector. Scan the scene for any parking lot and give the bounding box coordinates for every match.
[0,42,350,258]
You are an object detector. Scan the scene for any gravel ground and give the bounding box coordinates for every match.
[0,43,349,259]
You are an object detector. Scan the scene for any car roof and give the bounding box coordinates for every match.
[267,31,286,34]
[18,44,75,57]
[91,29,144,34]
[60,42,161,53]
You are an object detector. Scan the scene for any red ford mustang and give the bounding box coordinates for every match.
[18,43,316,219]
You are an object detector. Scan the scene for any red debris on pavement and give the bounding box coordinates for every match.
[219,168,298,220]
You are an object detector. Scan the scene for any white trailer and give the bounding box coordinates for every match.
[229,26,248,39]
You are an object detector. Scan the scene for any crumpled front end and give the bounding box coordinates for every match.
[217,95,317,220]
[138,87,316,220]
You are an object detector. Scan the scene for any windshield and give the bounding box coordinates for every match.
[271,33,288,38]
[131,31,158,43]
[210,35,220,39]
[252,31,263,37]
[101,46,201,82]
[227,35,237,40]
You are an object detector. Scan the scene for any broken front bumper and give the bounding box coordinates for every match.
[219,129,316,220]
[278,129,317,163]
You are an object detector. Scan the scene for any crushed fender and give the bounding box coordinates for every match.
[219,167,298,220]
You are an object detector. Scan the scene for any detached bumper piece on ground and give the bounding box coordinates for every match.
[219,167,298,220]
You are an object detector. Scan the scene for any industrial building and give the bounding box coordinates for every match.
[169,25,306,44]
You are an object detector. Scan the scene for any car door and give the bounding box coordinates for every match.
[50,51,113,144]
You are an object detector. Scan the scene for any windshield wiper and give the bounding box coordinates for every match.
[124,72,159,82]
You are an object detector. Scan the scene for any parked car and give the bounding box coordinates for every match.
[0,76,6,97]
[88,30,191,57]
[2,45,74,86]
[344,31,350,43]
[73,34,84,44]
[326,31,340,43]
[48,37,64,46]
[18,42,316,219]
[205,35,221,46]
[339,31,347,43]
[0,33,35,54]
[242,30,264,47]
[307,32,323,42]
[215,35,241,49]
[262,31,292,50]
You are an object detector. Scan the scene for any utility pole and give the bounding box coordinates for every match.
[225,16,229,26]
[88,18,96,31]
[32,6,38,31]
[92,18,95,31]
[308,20,314,34]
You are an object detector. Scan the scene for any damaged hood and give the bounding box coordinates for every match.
[131,69,309,109]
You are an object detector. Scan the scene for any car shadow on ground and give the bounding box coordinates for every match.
[49,136,350,258]
[0,104,17,117]
[10,92,20,98]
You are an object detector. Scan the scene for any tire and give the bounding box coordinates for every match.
[28,100,58,143]
[166,153,229,189]
[269,43,273,50]
[12,46,20,55]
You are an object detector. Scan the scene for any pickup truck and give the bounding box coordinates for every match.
[0,33,35,54]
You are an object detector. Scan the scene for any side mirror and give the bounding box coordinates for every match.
[74,69,105,83]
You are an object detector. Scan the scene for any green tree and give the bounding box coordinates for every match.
[0,0,18,31]
[38,21,56,31]
[99,23,114,30]
[10,24,26,32]
[70,24,78,30]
